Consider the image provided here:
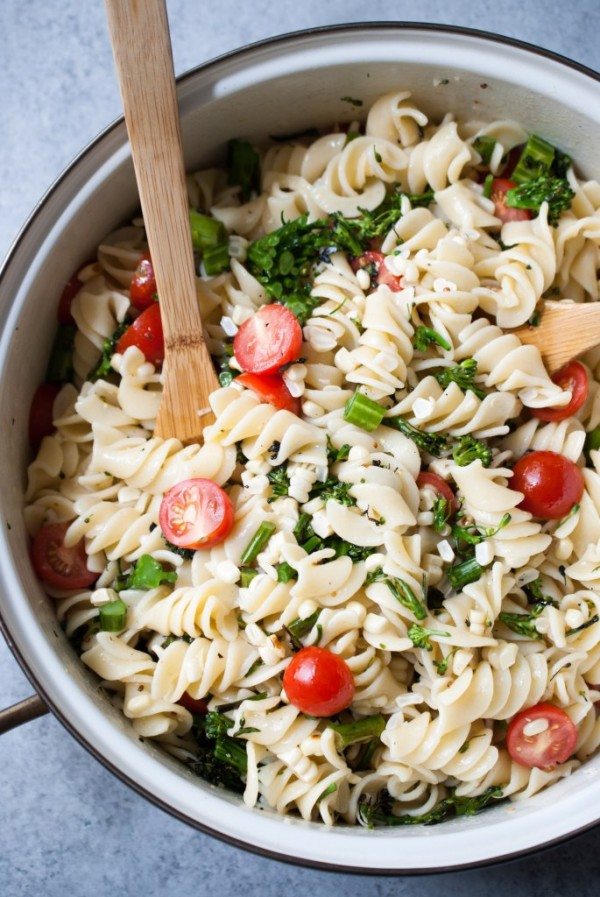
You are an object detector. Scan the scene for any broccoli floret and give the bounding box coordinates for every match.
[452,435,492,468]
[506,176,575,226]
[435,359,486,400]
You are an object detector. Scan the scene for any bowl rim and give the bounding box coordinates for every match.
[2,21,600,876]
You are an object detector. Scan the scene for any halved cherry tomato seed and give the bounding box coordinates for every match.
[237,372,301,414]
[159,478,234,550]
[512,450,584,519]
[32,521,98,590]
[283,646,355,717]
[233,304,302,375]
[130,251,158,311]
[506,702,577,769]
[29,382,62,450]
[491,178,532,223]
[416,471,458,515]
[533,361,588,422]
[117,302,164,367]
[351,251,403,292]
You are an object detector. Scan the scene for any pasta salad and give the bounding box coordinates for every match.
[25,90,600,827]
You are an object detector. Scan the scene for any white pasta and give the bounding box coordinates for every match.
[25,91,600,829]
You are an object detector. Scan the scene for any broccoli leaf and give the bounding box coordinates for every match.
[114,554,177,592]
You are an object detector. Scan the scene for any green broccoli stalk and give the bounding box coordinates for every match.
[407,623,451,650]
[358,786,504,827]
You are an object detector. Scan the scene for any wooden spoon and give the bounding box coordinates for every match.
[513,302,600,375]
[105,0,219,443]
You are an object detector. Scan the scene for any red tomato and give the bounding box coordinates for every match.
[491,178,532,223]
[130,251,158,311]
[28,382,61,450]
[237,372,301,414]
[233,304,302,375]
[416,471,458,515]
[178,692,208,715]
[351,251,403,291]
[32,522,98,590]
[283,647,355,717]
[506,702,577,770]
[57,271,83,325]
[159,478,234,550]
[512,451,584,519]
[532,361,589,422]
[117,303,164,367]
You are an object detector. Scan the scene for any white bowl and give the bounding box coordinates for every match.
[1,24,599,873]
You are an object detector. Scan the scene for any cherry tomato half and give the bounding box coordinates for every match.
[416,471,458,515]
[491,178,532,223]
[28,382,62,451]
[533,361,588,422]
[237,372,301,414]
[130,251,158,311]
[178,692,208,715]
[512,450,584,519]
[283,647,355,717]
[233,304,303,375]
[117,302,164,367]
[506,702,577,769]
[351,251,403,292]
[32,521,98,590]
[159,478,234,550]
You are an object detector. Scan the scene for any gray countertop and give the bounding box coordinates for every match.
[1,1,600,893]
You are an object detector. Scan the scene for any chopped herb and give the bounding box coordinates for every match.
[473,135,496,166]
[227,138,260,200]
[88,319,130,382]
[434,359,486,400]
[327,438,351,463]
[114,554,177,592]
[523,577,556,607]
[407,623,450,650]
[452,434,492,467]
[309,476,356,507]
[359,786,504,827]
[451,513,511,547]
[267,466,290,499]
[413,326,451,353]
[432,497,451,533]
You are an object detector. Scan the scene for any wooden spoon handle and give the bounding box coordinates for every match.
[105,0,218,440]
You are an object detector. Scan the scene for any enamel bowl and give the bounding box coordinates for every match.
[1,24,599,874]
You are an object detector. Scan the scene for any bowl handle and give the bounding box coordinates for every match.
[0,694,48,734]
